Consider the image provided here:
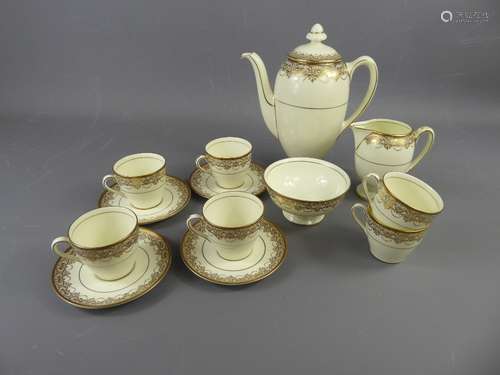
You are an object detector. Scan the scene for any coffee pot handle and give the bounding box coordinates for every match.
[51,236,78,260]
[341,56,379,132]
[362,173,381,205]
[351,203,368,231]
[195,155,211,172]
[186,214,211,242]
[407,126,435,171]
[102,175,125,197]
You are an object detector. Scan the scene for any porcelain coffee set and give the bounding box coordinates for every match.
[50,23,444,309]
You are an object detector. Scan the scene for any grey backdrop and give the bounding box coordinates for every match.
[1,0,499,374]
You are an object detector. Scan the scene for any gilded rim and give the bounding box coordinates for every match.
[50,228,172,310]
[66,207,138,251]
[201,192,264,230]
[264,158,351,204]
[287,52,342,65]
[97,176,191,225]
[205,137,252,160]
[180,219,287,286]
[352,119,413,138]
[189,162,266,199]
[112,153,166,179]
[382,172,444,215]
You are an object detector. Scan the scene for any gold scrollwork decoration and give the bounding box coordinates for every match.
[364,133,416,150]
[115,169,167,189]
[366,214,425,244]
[280,60,349,82]
[74,227,139,262]
[206,153,251,171]
[288,51,342,64]
[268,189,344,214]
[200,219,262,241]
[377,188,432,227]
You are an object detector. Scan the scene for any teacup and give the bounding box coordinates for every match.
[51,207,139,280]
[186,191,264,260]
[102,153,167,209]
[195,137,252,189]
[363,172,444,231]
[351,119,435,198]
[351,203,426,264]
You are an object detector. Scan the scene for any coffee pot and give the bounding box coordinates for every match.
[242,23,378,158]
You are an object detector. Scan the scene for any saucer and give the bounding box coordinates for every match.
[52,228,172,309]
[98,176,191,224]
[189,162,265,199]
[181,219,287,285]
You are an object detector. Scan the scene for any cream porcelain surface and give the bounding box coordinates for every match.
[205,137,251,158]
[355,119,413,136]
[242,23,378,158]
[113,153,165,177]
[190,162,265,199]
[363,172,444,232]
[385,173,443,214]
[69,209,136,248]
[51,228,172,309]
[275,104,348,157]
[352,119,435,199]
[123,186,164,209]
[275,72,351,108]
[211,170,248,189]
[99,176,191,225]
[265,158,349,201]
[181,219,287,285]
[203,192,263,228]
[351,203,425,264]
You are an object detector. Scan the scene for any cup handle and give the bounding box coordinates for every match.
[195,155,210,172]
[407,126,435,172]
[186,214,211,242]
[351,203,368,231]
[341,56,379,133]
[102,174,124,197]
[51,236,78,261]
[362,173,381,206]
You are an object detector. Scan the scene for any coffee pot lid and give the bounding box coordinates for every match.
[288,23,342,64]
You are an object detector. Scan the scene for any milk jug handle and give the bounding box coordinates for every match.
[341,56,378,132]
[407,126,435,171]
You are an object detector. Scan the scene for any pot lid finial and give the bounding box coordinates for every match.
[288,23,342,64]
[306,23,327,42]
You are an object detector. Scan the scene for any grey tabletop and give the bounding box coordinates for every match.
[1,1,499,374]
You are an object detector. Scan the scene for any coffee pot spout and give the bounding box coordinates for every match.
[241,52,277,138]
